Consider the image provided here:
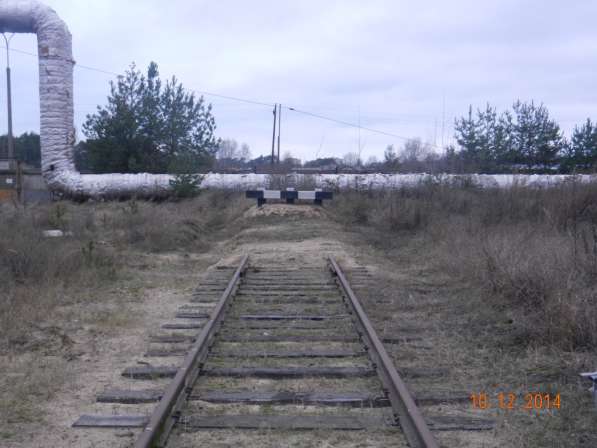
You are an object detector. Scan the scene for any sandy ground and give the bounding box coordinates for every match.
[2,203,504,447]
[1,252,219,448]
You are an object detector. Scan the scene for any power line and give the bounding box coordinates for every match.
[76,63,119,76]
[7,46,441,147]
[9,47,275,108]
[6,47,36,59]
[190,89,274,108]
[8,46,120,76]
[284,106,440,148]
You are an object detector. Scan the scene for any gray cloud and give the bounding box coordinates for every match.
[1,0,596,162]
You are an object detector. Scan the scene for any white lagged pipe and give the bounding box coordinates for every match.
[0,0,172,198]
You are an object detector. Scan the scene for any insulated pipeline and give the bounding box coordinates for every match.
[0,0,172,198]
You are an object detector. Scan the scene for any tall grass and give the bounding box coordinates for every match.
[0,191,248,352]
[0,204,116,352]
[331,180,597,349]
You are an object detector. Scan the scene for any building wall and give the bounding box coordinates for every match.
[0,167,52,203]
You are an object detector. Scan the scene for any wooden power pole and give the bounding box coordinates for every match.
[277,104,281,164]
[271,104,277,165]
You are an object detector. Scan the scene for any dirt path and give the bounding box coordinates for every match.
[2,204,503,447]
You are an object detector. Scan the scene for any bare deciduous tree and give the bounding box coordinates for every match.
[343,152,361,167]
[400,138,430,162]
[239,143,251,161]
[217,139,239,160]
[365,155,379,166]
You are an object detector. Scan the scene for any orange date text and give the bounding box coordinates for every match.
[470,392,560,410]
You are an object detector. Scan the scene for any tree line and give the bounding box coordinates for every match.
[450,101,596,173]
[2,61,595,175]
[0,132,40,168]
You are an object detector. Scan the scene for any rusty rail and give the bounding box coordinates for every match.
[328,257,439,448]
[134,255,249,448]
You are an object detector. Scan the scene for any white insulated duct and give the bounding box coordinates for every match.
[1,2,595,198]
[0,0,172,198]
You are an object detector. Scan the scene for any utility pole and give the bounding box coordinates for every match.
[2,33,20,201]
[271,103,277,165]
[357,106,361,162]
[441,93,446,150]
[3,33,14,161]
[277,104,281,164]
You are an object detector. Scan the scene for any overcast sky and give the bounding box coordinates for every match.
[2,0,597,162]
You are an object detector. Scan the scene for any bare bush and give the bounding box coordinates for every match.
[0,191,249,352]
[0,206,117,352]
[330,181,597,349]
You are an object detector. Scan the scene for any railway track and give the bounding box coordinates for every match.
[74,255,493,447]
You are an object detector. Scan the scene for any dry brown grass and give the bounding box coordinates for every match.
[0,191,248,351]
[331,181,597,350]
[0,209,116,354]
[0,355,70,427]
[0,191,249,439]
[330,181,597,447]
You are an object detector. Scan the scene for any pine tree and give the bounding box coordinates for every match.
[511,101,564,170]
[454,101,565,172]
[454,105,491,171]
[0,132,41,167]
[383,144,399,171]
[83,62,218,174]
[564,118,597,172]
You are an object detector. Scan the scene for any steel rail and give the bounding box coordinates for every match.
[134,255,249,448]
[328,257,439,448]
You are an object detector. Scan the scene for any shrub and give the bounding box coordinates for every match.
[330,181,597,349]
[0,192,249,352]
[169,173,203,198]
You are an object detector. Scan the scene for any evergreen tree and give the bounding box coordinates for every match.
[15,132,41,167]
[511,101,564,169]
[0,132,41,167]
[73,141,91,173]
[454,101,565,172]
[474,104,499,170]
[564,119,597,172]
[383,144,399,170]
[494,110,515,165]
[454,106,486,171]
[83,62,218,174]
